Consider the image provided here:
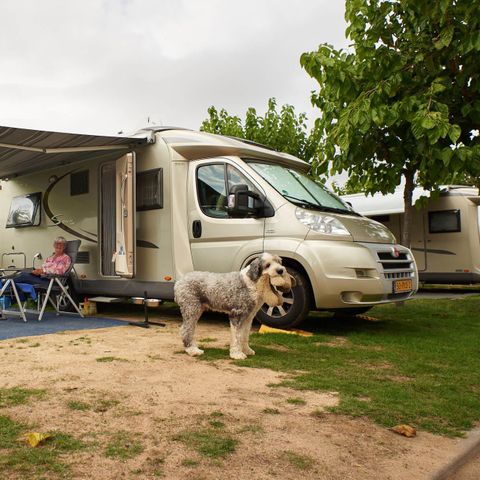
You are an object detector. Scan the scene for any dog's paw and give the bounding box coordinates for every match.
[243,346,256,356]
[186,346,204,356]
[230,350,247,360]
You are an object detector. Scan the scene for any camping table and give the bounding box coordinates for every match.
[0,269,30,322]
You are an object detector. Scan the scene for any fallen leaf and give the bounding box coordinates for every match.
[390,424,417,437]
[21,432,52,447]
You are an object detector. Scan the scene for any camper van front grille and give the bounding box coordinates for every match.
[377,252,409,261]
[381,260,412,270]
[384,271,411,280]
[373,247,415,279]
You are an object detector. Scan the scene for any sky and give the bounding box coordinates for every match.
[0,0,348,136]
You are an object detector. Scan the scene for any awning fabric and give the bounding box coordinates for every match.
[0,126,152,179]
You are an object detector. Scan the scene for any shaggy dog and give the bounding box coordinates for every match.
[174,253,295,359]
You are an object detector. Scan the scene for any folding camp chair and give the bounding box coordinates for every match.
[35,240,84,321]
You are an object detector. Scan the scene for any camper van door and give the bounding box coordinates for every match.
[114,153,135,278]
[411,207,427,271]
[188,159,266,272]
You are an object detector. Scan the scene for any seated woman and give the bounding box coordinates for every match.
[14,236,71,287]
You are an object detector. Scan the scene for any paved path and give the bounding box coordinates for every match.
[430,428,480,480]
[415,290,480,300]
[448,453,480,480]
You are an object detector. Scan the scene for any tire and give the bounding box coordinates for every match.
[255,266,311,329]
[332,307,372,319]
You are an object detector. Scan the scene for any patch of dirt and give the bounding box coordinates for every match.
[0,309,470,479]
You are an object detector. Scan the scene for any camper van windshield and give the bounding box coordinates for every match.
[248,162,357,215]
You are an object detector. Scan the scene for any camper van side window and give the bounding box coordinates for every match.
[428,209,461,233]
[197,164,228,218]
[136,168,163,211]
[196,163,260,218]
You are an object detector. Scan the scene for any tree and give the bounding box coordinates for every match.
[200,98,319,164]
[301,0,480,247]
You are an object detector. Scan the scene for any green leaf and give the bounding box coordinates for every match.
[434,25,455,50]
[431,81,447,94]
[440,148,453,166]
[371,108,382,126]
[448,125,461,144]
[474,31,480,51]
[461,104,472,116]
[421,116,436,130]
[411,119,424,140]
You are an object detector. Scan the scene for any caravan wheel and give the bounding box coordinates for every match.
[255,267,311,329]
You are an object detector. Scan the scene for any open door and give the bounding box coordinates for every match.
[113,153,135,278]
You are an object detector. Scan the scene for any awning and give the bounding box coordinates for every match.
[0,125,153,179]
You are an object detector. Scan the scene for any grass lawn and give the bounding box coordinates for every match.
[201,295,480,437]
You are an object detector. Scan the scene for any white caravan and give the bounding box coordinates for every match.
[343,186,480,284]
[0,126,418,327]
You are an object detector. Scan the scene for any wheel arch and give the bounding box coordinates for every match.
[279,257,315,309]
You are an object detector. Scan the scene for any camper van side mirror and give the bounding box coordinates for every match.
[227,184,264,218]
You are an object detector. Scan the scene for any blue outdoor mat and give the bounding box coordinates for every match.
[0,313,127,340]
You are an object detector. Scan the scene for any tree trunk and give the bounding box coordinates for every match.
[401,170,415,248]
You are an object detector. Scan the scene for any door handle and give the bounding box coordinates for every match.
[192,220,202,238]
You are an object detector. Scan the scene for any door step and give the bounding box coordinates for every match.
[86,296,123,303]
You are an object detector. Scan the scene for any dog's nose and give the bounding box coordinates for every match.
[277,267,285,275]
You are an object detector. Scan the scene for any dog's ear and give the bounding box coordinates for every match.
[288,273,296,287]
[247,257,263,281]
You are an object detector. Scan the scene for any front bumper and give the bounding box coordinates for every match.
[296,241,418,309]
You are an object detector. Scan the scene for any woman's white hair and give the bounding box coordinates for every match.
[54,236,67,245]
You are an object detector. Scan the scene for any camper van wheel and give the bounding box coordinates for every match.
[255,267,311,329]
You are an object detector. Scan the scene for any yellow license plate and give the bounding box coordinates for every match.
[393,279,413,293]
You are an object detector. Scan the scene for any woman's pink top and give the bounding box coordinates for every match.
[42,253,71,275]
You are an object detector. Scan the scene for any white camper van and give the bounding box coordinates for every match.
[0,126,418,327]
[343,186,480,284]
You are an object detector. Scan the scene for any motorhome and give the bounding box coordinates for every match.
[0,125,418,327]
[343,186,480,284]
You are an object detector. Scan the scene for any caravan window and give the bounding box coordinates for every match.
[6,192,42,228]
[136,168,163,211]
[428,209,461,233]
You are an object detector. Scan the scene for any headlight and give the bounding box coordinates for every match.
[295,208,350,235]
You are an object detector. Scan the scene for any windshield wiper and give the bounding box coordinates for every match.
[315,205,360,216]
[283,194,359,216]
[283,194,321,209]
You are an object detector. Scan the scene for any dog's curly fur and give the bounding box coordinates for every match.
[174,252,295,359]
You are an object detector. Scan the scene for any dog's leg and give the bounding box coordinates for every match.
[180,303,204,356]
[229,316,247,360]
[240,313,256,356]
